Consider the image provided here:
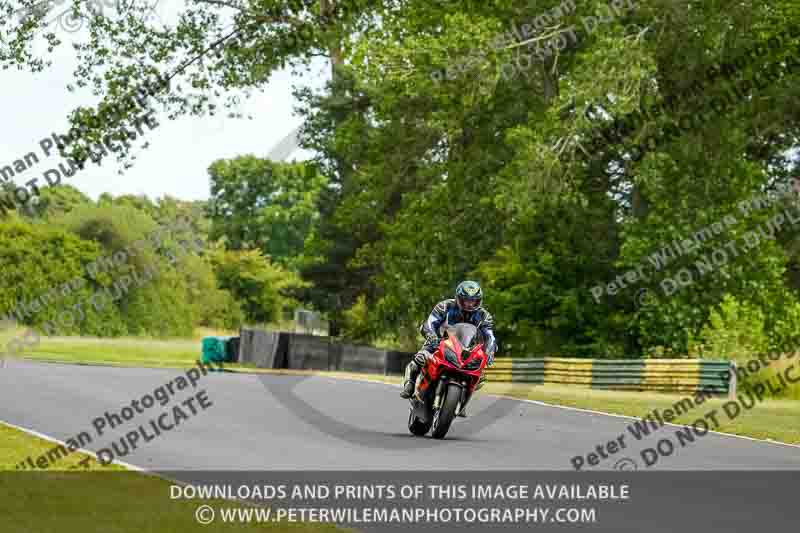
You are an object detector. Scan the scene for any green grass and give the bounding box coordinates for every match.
[3,330,799,445]
[483,381,800,445]
[1,326,226,368]
[323,373,800,445]
[0,422,127,472]
[0,423,344,533]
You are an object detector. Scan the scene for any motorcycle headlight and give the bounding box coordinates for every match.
[444,347,459,366]
[462,357,482,370]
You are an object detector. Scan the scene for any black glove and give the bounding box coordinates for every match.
[424,334,440,348]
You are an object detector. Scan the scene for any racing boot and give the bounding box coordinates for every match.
[400,361,420,399]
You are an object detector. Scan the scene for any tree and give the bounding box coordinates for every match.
[210,248,308,324]
[54,203,201,337]
[207,156,326,266]
[22,185,92,220]
[5,0,800,355]
[0,0,380,169]
[0,215,122,336]
[299,0,800,355]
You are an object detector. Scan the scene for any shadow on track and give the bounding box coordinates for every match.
[257,373,525,450]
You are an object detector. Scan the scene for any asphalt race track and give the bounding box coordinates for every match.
[1,360,799,471]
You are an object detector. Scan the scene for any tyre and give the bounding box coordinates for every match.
[431,383,462,439]
[408,409,431,436]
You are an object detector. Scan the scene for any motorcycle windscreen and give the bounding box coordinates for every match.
[449,323,479,351]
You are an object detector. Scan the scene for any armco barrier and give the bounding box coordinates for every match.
[337,343,387,374]
[237,330,734,395]
[238,328,286,368]
[226,336,240,363]
[485,358,733,395]
[238,328,415,374]
[286,334,331,370]
[385,351,416,375]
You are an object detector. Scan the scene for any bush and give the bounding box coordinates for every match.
[180,252,245,331]
[341,295,376,342]
[687,294,800,400]
[687,294,768,363]
[0,216,126,336]
[211,248,308,324]
[56,204,199,337]
[767,297,800,354]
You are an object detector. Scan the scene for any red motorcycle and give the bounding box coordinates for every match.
[407,322,489,439]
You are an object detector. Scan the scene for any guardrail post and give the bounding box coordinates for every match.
[728,361,737,400]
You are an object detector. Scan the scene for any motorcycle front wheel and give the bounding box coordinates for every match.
[431,383,462,439]
[408,408,431,436]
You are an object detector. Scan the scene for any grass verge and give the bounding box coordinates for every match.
[0,423,343,532]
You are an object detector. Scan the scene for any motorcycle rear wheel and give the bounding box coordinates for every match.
[431,383,461,439]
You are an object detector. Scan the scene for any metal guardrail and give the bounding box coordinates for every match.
[237,328,415,375]
[237,329,736,397]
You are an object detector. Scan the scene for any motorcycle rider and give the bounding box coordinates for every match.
[400,280,497,417]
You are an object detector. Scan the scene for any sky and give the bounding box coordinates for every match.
[0,1,327,202]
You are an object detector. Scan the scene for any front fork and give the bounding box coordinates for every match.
[433,378,469,414]
[420,369,478,412]
[433,379,446,409]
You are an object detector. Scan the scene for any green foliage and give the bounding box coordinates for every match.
[0,190,250,340]
[769,298,800,354]
[4,0,800,362]
[179,251,245,332]
[341,294,376,343]
[687,293,800,399]
[0,215,122,336]
[57,203,160,277]
[208,157,326,268]
[210,248,308,325]
[687,294,769,363]
[26,185,92,220]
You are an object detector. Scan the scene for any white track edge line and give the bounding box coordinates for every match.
[10,358,800,452]
[0,419,146,472]
[0,420,274,510]
[510,396,800,450]
[303,373,800,451]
